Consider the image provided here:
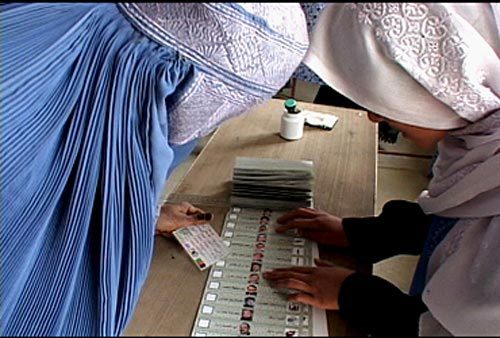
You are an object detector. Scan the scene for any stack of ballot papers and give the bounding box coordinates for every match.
[231,157,314,209]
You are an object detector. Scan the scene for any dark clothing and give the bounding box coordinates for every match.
[343,200,432,264]
[314,84,364,110]
[339,273,428,337]
[338,200,433,336]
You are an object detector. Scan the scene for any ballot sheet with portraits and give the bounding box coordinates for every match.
[191,158,328,336]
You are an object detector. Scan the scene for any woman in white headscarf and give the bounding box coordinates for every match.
[264,3,500,336]
[1,3,308,336]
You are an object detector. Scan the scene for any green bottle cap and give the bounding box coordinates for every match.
[284,98,299,114]
[284,98,297,109]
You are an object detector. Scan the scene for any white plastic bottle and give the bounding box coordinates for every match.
[280,98,304,141]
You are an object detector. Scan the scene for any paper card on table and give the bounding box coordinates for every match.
[173,223,230,271]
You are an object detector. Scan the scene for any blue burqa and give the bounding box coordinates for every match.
[1,3,308,335]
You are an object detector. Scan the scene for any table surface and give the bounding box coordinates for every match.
[124,99,377,336]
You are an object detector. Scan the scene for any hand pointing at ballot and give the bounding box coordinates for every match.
[263,259,354,310]
[155,202,212,237]
[275,207,349,248]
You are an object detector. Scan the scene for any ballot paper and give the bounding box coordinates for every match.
[231,157,314,210]
[173,224,230,271]
[191,158,328,336]
[191,207,328,337]
[302,110,338,130]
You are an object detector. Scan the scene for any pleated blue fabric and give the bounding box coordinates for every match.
[1,2,308,335]
[1,3,195,336]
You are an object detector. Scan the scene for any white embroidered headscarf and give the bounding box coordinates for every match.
[118,3,309,145]
[303,3,500,336]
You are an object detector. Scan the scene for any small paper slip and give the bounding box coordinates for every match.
[173,224,230,271]
[302,110,338,130]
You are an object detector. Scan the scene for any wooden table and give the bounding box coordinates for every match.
[124,99,377,336]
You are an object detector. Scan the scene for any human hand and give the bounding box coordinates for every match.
[276,207,349,247]
[155,202,212,237]
[263,259,354,309]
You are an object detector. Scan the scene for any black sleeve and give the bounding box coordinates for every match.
[338,273,428,337]
[342,200,432,263]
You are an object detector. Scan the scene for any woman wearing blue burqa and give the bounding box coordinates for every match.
[0,3,309,335]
